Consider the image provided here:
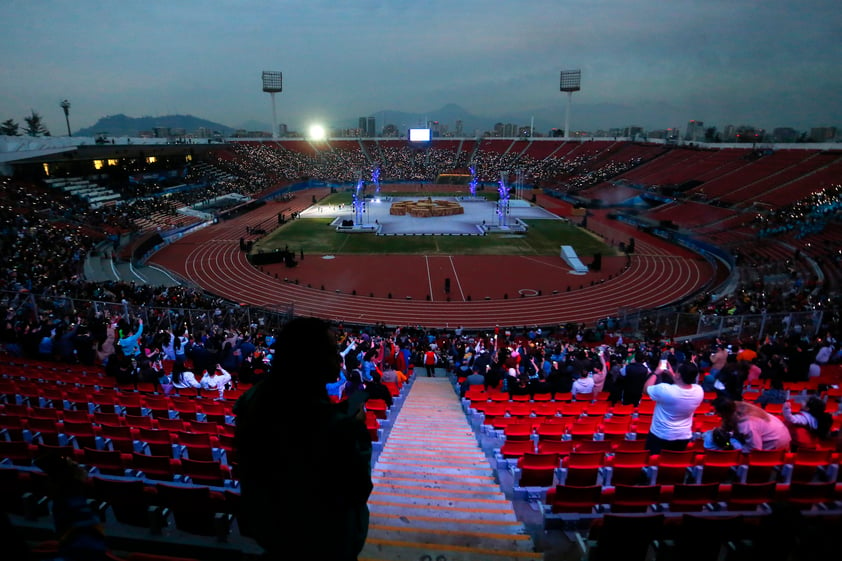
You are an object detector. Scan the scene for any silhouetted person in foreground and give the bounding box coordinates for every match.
[234,317,373,560]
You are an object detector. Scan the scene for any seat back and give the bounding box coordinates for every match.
[91,476,158,528]
[537,439,575,456]
[668,482,721,512]
[156,418,187,432]
[61,420,96,436]
[789,448,834,482]
[568,419,600,440]
[587,513,665,561]
[499,439,536,459]
[175,430,211,447]
[503,421,535,441]
[536,420,568,441]
[726,481,778,510]
[198,402,228,424]
[98,423,133,440]
[180,458,228,487]
[699,449,741,483]
[609,484,662,513]
[365,398,389,420]
[607,450,651,486]
[574,439,613,454]
[0,415,26,441]
[81,447,126,476]
[785,481,836,509]
[519,452,560,469]
[610,450,651,467]
[652,449,697,485]
[671,514,743,560]
[744,448,787,483]
[131,452,176,480]
[188,420,219,435]
[549,484,604,513]
[137,428,172,444]
[562,451,605,486]
[124,414,155,429]
[93,411,125,427]
[61,409,93,423]
[0,440,35,465]
[154,483,230,538]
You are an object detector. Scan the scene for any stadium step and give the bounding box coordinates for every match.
[362,376,541,561]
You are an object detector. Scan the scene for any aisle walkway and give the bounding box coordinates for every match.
[361,376,542,561]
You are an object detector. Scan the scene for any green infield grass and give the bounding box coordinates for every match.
[252,213,617,257]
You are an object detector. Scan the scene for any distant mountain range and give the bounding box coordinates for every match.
[75,102,698,138]
[75,114,236,137]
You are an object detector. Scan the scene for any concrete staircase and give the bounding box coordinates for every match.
[361,376,541,561]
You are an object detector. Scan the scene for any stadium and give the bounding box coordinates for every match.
[1,131,841,560]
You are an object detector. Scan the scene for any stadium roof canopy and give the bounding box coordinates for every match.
[0,136,220,165]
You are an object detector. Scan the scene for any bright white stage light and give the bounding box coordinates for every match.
[308,124,326,140]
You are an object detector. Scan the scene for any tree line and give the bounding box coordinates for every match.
[1,110,50,136]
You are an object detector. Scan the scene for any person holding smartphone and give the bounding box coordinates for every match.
[642,358,704,454]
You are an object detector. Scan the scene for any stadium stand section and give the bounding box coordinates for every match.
[0,136,840,559]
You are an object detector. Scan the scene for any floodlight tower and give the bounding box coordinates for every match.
[261,71,283,139]
[60,99,72,137]
[559,69,581,139]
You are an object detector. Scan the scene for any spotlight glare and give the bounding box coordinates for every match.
[309,124,326,140]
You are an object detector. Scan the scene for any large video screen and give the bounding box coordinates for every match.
[408,128,431,142]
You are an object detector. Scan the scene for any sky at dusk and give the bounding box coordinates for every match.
[1,0,840,135]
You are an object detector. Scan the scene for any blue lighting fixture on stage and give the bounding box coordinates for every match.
[353,176,365,225]
[497,173,510,227]
[469,165,478,197]
[372,166,381,199]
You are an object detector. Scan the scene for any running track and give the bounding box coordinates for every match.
[150,192,713,329]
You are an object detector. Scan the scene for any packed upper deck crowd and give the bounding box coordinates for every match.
[211,140,643,189]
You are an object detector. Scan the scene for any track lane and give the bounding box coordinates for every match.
[151,198,712,328]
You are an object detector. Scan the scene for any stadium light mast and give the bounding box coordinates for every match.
[261,71,283,139]
[559,69,581,139]
[60,99,72,137]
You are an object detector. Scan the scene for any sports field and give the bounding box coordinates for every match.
[253,192,617,257]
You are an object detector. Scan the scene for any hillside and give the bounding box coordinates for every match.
[75,114,235,137]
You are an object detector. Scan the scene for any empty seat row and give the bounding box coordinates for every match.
[545,480,842,515]
[1,467,243,542]
[1,442,235,488]
[500,446,840,489]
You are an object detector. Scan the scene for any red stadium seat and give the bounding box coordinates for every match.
[547,484,604,514]
[516,452,560,487]
[667,482,721,512]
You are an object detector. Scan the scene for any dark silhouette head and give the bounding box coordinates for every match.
[271,317,340,393]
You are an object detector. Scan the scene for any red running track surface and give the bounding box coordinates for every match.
[150,196,712,329]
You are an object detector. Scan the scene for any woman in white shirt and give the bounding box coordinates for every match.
[201,365,233,400]
[172,365,201,390]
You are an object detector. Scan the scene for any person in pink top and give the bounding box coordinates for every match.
[714,398,791,452]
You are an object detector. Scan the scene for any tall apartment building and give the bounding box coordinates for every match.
[684,120,704,142]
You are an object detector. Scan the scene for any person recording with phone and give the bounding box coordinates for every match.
[642,354,703,454]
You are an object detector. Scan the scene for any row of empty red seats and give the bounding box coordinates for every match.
[502,443,840,490]
[2,466,244,543]
[546,480,842,514]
